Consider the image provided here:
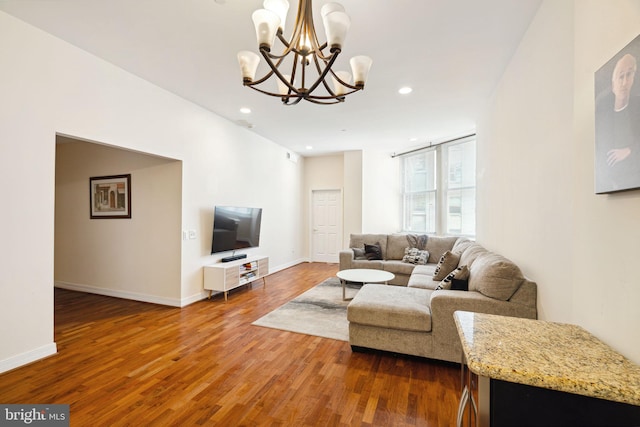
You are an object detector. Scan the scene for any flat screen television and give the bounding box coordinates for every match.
[210,206,263,254]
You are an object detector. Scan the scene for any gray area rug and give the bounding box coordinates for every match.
[252,277,360,341]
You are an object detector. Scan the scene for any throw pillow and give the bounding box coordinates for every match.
[352,247,367,260]
[364,243,383,261]
[432,250,461,281]
[406,234,428,250]
[450,278,469,291]
[468,252,524,301]
[402,247,429,265]
[435,265,470,290]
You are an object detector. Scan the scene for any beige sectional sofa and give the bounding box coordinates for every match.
[339,233,459,286]
[342,234,537,363]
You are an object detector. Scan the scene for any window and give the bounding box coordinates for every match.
[401,136,476,237]
[402,149,437,233]
[444,139,476,235]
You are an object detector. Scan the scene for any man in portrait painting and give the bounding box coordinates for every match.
[595,52,640,193]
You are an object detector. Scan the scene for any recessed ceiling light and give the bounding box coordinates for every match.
[240,107,251,114]
[306,146,313,150]
[398,87,413,95]
[409,137,418,142]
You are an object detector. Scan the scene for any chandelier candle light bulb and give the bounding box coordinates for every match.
[237,0,372,105]
[238,51,261,82]
[320,2,345,17]
[251,9,281,50]
[277,74,293,95]
[321,8,350,51]
[350,55,373,88]
[263,0,290,32]
[332,71,352,96]
[299,33,312,55]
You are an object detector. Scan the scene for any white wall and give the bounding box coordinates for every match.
[55,139,183,305]
[477,1,575,322]
[343,151,363,243]
[303,154,345,256]
[303,150,401,250]
[572,0,640,363]
[478,0,640,363]
[304,154,344,193]
[0,11,304,372]
[362,150,401,233]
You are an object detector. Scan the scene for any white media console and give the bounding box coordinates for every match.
[203,255,269,301]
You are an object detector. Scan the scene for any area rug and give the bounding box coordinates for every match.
[252,277,360,341]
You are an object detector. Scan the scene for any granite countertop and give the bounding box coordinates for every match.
[454,310,640,406]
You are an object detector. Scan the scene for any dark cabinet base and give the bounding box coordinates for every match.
[490,379,640,427]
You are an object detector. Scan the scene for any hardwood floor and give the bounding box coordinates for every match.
[0,262,461,426]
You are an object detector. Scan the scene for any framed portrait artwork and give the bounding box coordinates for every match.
[594,34,640,194]
[89,174,132,219]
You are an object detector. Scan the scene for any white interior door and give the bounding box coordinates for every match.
[311,190,342,263]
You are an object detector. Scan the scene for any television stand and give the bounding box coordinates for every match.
[221,253,247,263]
[204,255,269,301]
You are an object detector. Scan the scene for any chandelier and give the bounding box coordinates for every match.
[237,0,373,105]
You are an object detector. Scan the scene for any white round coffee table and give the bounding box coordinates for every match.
[337,268,395,301]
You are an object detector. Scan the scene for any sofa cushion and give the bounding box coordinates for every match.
[412,264,438,276]
[407,264,439,290]
[364,243,383,260]
[352,259,384,270]
[402,247,429,265]
[407,277,439,290]
[468,252,524,301]
[383,260,416,276]
[425,236,460,263]
[433,250,461,280]
[387,234,411,260]
[459,242,487,268]
[435,265,470,290]
[347,284,433,332]
[452,238,475,254]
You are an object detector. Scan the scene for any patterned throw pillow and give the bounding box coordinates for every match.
[435,265,470,290]
[432,250,461,281]
[402,247,429,265]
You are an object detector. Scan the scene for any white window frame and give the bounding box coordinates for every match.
[400,135,476,237]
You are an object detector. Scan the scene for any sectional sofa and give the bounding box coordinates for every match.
[339,233,459,286]
[341,234,538,363]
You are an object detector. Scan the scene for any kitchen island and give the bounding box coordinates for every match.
[454,310,640,426]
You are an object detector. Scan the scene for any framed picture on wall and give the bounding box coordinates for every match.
[594,33,640,194]
[89,174,132,219]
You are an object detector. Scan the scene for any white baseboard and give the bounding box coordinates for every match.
[0,343,57,374]
[182,259,310,305]
[180,291,209,307]
[271,258,308,273]
[54,281,182,307]
[56,259,313,308]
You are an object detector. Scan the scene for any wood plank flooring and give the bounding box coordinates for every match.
[0,262,461,426]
